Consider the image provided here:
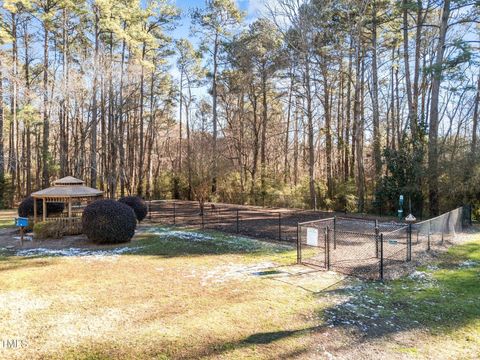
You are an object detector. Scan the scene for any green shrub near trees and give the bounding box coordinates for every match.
[33,221,64,239]
[18,196,65,218]
[118,196,148,222]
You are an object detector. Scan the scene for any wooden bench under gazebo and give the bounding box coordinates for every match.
[31,176,103,232]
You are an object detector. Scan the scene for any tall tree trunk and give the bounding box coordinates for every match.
[322,62,333,199]
[59,8,69,178]
[371,0,381,189]
[305,57,316,209]
[354,39,364,212]
[428,0,450,216]
[137,43,146,196]
[90,11,99,188]
[10,12,18,203]
[118,30,127,196]
[284,72,293,184]
[42,20,50,187]
[345,36,353,180]
[471,75,480,155]
[211,32,219,194]
[260,70,268,202]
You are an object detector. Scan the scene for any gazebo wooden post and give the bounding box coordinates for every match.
[68,199,72,218]
[42,198,47,222]
[33,197,37,224]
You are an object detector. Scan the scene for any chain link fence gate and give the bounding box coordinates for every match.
[297,207,469,280]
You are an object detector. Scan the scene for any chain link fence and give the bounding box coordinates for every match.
[147,200,359,242]
[297,206,470,280]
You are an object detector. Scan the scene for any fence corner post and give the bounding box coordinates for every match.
[173,201,176,225]
[236,209,239,233]
[427,220,431,251]
[407,223,412,261]
[325,227,330,271]
[379,233,384,281]
[296,223,301,264]
[333,216,337,249]
[278,212,282,241]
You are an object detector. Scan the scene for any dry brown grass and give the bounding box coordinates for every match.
[0,226,479,359]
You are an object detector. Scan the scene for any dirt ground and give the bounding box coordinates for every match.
[148,200,402,242]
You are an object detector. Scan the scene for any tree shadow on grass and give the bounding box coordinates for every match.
[0,254,53,272]
[179,327,319,360]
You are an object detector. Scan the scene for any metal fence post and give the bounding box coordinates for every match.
[379,233,384,280]
[375,226,380,258]
[326,227,330,270]
[407,223,412,261]
[148,199,152,221]
[324,228,328,269]
[278,213,282,241]
[296,223,301,264]
[333,216,337,249]
[236,209,239,233]
[427,220,431,251]
[173,201,176,225]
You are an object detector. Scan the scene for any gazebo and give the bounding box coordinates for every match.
[31,176,103,230]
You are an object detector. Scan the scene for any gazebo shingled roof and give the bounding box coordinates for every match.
[32,176,103,199]
[31,176,103,224]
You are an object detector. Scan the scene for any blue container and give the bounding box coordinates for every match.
[15,217,29,227]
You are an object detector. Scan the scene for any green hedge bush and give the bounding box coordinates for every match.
[82,199,136,244]
[18,196,65,217]
[118,196,148,221]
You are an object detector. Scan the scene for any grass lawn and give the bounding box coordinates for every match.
[0,225,479,359]
[0,209,17,229]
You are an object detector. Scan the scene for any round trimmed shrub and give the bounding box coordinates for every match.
[118,196,148,222]
[18,196,65,217]
[82,199,136,244]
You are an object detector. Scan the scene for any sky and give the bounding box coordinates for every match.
[168,0,267,105]
[171,0,265,42]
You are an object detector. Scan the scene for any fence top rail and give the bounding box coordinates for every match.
[415,206,463,226]
[298,217,335,226]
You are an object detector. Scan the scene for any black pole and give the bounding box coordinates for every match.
[380,233,384,280]
[236,209,239,233]
[296,223,301,264]
[173,201,176,225]
[324,228,328,269]
[278,213,281,241]
[427,220,431,251]
[333,216,337,250]
[375,226,379,258]
[407,223,412,261]
[326,227,330,270]
[148,197,152,221]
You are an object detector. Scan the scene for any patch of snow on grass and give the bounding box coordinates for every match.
[148,228,214,242]
[408,270,431,281]
[459,260,478,268]
[15,246,141,260]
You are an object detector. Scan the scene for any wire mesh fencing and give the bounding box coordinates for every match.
[147,200,339,242]
[298,217,406,279]
[297,206,469,280]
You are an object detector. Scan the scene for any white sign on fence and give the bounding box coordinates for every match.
[306,227,319,246]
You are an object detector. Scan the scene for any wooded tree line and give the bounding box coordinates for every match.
[0,0,479,217]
